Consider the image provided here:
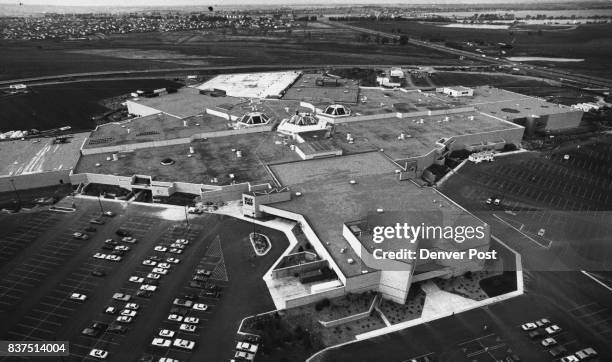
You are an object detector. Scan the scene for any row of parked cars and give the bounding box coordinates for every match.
[521,318,598,361]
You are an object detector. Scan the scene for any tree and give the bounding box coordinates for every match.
[399,35,409,45]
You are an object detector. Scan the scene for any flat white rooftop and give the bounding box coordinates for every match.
[196,71,302,98]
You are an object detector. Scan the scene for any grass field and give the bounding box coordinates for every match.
[0,26,460,81]
[348,20,612,79]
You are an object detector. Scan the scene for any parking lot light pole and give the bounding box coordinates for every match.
[184,204,190,228]
[98,194,105,213]
[9,179,22,208]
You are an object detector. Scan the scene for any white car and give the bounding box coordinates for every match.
[69,293,87,302]
[124,303,139,310]
[234,351,255,361]
[159,358,179,362]
[115,245,130,251]
[179,323,196,332]
[122,237,137,243]
[89,348,108,359]
[541,337,557,347]
[104,306,117,314]
[193,303,208,311]
[72,232,89,240]
[116,315,132,323]
[112,293,130,301]
[159,329,175,338]
[151,338,171,348]
[140,284,157,292]
[184,317,199,324]
[560,355,579,362]
[175,239,189,245]
[129,276,144,283]
[168,314,183,322]
[107,255,122,262]
[236,342,258,353]
[537,228,546,237]
[169,243,185,249]
[545,325,562,334]
[173,298,193,308]
[152,268,168,275]
[172,338,195,350]
[93,252,106,259]
[120,309,137,317]
[147,273,161,280]
[521,322,537,331]
[166,257,180,264]
[142,260,157,266]
[168,248,183,254]
[157,263,171,269]
[154,246,167,252]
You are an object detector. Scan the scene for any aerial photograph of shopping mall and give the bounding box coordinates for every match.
[0,0,611,361]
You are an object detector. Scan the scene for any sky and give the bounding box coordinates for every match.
[0,0,596,6]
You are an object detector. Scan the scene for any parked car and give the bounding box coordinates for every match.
[90,218,105,225]
[236,342,258,353]
[115,245,130,251]
[154,246,167,252]
[143,260,157,266]
[528,330,544,340]
[535,318,550,327]
[102,211,116,217]
[159,329,175,338]
[140,284,157,292]
[104,239,118,245]
[152,268,168,275]
[157,263,171,269]
[136,290,152,298]
[195,269,211,277]
[168,314,183,322]
[70,293,87,302]
[147,273,161,280]
[82,327,101,337]
[172,339,195,350]
[84,226,97,233]
[179,323,196,333]
[122,237,137,243]
[521,322,537,331]
[112,293,131,301]
[89,349,108,359]
[545,325,562,335]
[91,269,106,277]
[105,306,117,315]
[168,248,183,254]
[193,303,208,311]
[124,303,139,310]
[115,229,131,237]
[184,317,199,324]
[549,345,568,357]
[72,232,89,240]
[575,347,597,360]
[234,351,255,361]
[107,324,128,334]
[120,309,137,317]
[151,338,171,348]
[116,316,132,324]
[541,337,557,347]
[560,355,579,362]
[129,276,144,283]
[173,298,193,308]
[166,257,180,264]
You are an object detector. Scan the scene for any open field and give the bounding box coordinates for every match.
[347,20,612,79]
[0,27,460,81]
[0,198,288,361]
[0,79,182,132]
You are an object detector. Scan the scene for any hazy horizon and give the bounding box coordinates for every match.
[0,0,606,7]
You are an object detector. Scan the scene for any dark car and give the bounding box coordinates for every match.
[84,226,97,232]
[107,325,128,334]
[549,345,567,357]
[91,270,106,277]
[148,255,163,262]
[145,279,159,286]
[115,229,131,237]
[192,275,208,282]
[170,307,189,316]
[81,327,101,337]
[102,245,115,251]
[91,322,108,331]
[189,281,205,289]
[200,290,220,299]
[183,293,198,301]
[136,290,152,298]
[528,330,544,340]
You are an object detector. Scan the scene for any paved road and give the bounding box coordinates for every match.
[324,20,612,90]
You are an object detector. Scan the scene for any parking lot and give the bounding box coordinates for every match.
[0,198,289,361]
[439,148,612,272]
